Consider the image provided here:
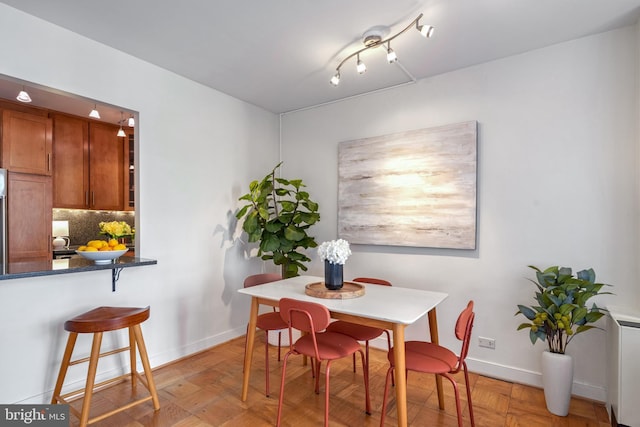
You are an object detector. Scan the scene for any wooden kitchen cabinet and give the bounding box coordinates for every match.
[52,116,124,211]
[8,172,52,262]
[1,109,52,175]
[89,122,125,210]
[52,114,89,209]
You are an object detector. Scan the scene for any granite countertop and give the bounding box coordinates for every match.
[0,255,156,281]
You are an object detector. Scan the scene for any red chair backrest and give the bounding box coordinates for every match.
[279,298,331,334]
[244,273,282,288]
[352,277,392,286]
[454,301,475,371]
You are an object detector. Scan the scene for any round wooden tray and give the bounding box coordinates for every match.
[305,281,365,299]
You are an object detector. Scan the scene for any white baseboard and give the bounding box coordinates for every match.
[23,328,605,406]
[368,336,606,403]
[465,357,606,403]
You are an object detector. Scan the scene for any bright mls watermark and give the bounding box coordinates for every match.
[0,405,68,426]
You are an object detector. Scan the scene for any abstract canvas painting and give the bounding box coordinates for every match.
[338,121,477,249]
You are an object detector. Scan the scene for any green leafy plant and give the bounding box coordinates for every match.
[236,162,320,278]
[515,265,612,354]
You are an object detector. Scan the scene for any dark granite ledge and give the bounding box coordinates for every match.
[0,256,157,281]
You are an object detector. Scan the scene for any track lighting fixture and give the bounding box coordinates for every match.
[329,13,434,86]
[16,87,32,103]
[89,104,101,119]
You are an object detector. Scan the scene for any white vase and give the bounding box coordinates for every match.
[541,350,574,416]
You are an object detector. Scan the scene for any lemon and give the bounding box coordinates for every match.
[108,239,118,247]
[114,243,127,250]
[77,245,87,251]
[88,240,103,249]
[84,246,98,252]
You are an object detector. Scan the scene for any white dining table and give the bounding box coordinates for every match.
[239,275,448,427]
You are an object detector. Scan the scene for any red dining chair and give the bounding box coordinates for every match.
[380,301,476,427]
[326,277,392,381]
[243,273,286,397]
[276,298,371,427]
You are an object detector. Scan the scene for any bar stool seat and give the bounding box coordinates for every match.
[51,306,160,426]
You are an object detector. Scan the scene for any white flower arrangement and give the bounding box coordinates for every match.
[318,239,351,265]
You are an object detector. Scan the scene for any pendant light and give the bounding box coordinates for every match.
[16,87,32,103]
[128,115,135,127]
[117,111,126,137]
[89,104,101,119]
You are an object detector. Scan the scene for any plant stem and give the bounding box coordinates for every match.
[271,169,279,217]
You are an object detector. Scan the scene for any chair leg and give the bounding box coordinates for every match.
[357,349,371,415]
[129,326,137,389]
[442,373,463,427]
[132,324,160,410]
[352,352,357,373]
[51,332,78,404]
[276,351,292,427]
[314,360,322,394]
[463,362,475,427]
[277,330,282,361]
[79,332,103,427]
[264,330,271,397]
[324,361,332,427]
[380,366,394,427]
[384,331,395,386]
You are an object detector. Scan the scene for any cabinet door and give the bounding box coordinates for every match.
[89,122,124,210]
[8,172,52,262]
[2,110,52,175]
[52,114,89,209]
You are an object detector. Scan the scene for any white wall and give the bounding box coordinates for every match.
[0,5,279,403]
[280,26,639,401]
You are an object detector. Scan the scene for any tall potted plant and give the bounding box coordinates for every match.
[515,265,611,416]
[236,162,320,278]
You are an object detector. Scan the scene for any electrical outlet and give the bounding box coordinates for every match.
[478,337,496,349]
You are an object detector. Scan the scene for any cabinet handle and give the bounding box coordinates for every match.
[48,153,51,171]
[85,191,89,207]
[92,191,95,207]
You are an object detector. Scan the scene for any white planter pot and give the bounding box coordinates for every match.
[541,350,574,416]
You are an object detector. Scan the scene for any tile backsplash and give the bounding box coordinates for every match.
[52,209,135,247]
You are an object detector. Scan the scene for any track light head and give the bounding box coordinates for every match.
[356,54,366,74]
[330,71,341,86]
[387,42,397,63]
[417,23,434,38]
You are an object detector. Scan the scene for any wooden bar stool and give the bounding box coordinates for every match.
[51,306,160,426]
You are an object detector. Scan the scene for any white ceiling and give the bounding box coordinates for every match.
[1,0,640,116]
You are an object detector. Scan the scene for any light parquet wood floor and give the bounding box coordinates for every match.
[63,335,610,426]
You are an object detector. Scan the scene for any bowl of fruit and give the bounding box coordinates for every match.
[76,239,129,264]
